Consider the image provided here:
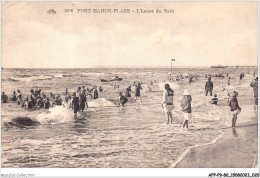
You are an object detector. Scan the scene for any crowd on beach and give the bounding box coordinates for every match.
[1,71,258,129]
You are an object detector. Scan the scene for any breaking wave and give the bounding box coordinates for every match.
[5,74,70,82]
[36,106,74,124]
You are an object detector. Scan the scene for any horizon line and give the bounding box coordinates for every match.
[2,65,258,69]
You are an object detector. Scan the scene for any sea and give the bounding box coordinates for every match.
[1,67,258,168]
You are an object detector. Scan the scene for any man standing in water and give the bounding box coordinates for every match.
[162,84,174,124]
[240,73,243,80]
[250,77,258,111]
[79,89,86,112]
[205,77,213,96]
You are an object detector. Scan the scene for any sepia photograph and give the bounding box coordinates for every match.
[0,0,258,175]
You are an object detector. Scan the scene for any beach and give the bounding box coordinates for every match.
[176,116,258,168]
[1,67,258,168]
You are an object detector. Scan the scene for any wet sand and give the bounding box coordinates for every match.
[175,116,258,168]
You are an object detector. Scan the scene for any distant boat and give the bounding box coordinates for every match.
[211,65,226,68]
[101,76,122,82]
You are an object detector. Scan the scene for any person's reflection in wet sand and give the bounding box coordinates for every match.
[232,128,238,137]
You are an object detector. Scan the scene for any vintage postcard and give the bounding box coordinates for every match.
[1,1,258,176]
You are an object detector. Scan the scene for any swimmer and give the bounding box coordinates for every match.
[114,83,117,89]
[53,95,62,106]
[1,91,8,103]
[77,87,81,96]
[125,85,131,97]
[57,95,62,105]
[99,86,103,92]
[11,91,17,101]
[79,88,87,112]
[37,89,42,97]
[240,73,243,80]
[119,92,128,107]
[93,86,98,99]
[135,83,142,101]
[44,98,50,109]
[36,96,44,108]
[65,88,68,95]
[50,92,55,99]
[71,92,80,117]
[228,77,231,86]
[64,94,72,108]
[210,94,218,105]
[82,86,86,96]
[86,88,93,98]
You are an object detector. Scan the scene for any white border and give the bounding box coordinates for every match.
[0,0,259,177]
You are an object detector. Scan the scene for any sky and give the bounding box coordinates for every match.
[1,1,258,68]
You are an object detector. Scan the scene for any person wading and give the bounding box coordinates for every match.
[229,91,241,127]
[205,77,213,96]
[250,77,258,111]
[181,89,192,130]
[72,92,80,118]
[162,84,174,124]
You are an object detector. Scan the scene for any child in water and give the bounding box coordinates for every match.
[210,94,218,105]
[119,92,128,107]
[181,89,192,130]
